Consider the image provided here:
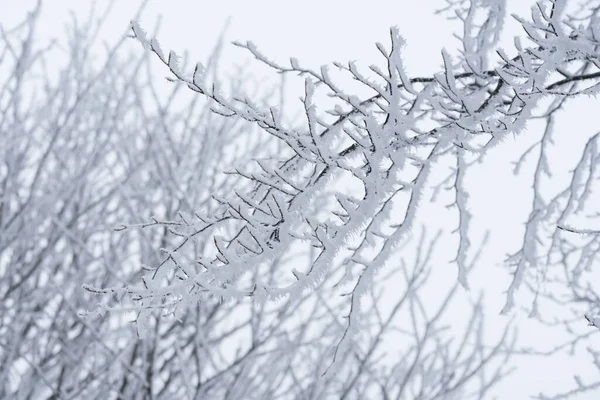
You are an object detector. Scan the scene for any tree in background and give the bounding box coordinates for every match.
[0,2,515,399]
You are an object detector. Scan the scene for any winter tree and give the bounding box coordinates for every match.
[2,0,600,398]
[0,2,513,399]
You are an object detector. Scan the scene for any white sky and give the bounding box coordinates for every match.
[3,0,599,398]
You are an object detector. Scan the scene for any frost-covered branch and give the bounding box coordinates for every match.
[118,0,600,333]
